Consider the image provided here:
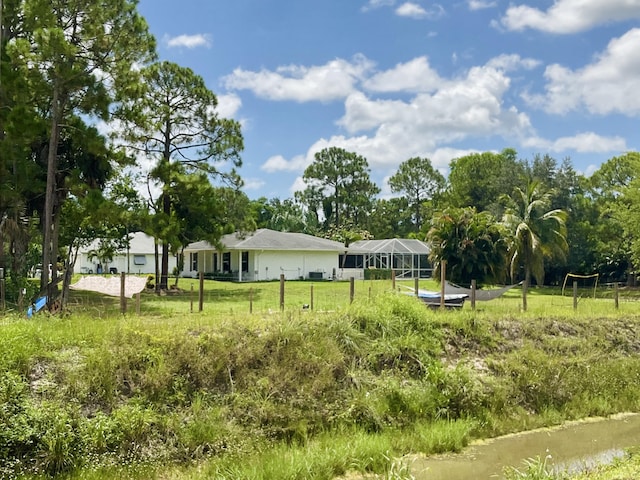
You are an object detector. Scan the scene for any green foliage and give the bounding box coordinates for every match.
[299,146,380,231]
[117,60,246,290]
[2,291,640,478]
[365,268,393,280]
[502,181,568,287]
[389,156,446,232]
[427,206,509,285]
[504,456,562,480]
[447,148,527,217]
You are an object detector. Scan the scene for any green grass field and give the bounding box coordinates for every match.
[2,277,640,479]
[58,275,640,320]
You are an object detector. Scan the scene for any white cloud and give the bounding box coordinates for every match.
[242,178,266,191]
[396,3,428,18]
[522,132,627,153]
[339,56,533,144]
[164,33,212,49]
[523,29,640,116]
[222,55,375,102]
[361,0,396,12]
[396,2,445,19]
[500,0,640,34]
[363,56,442,93]
[261,154,309,173]
[486,53,541,71]
[468,0,496,10]
[216,93,242,119]
[255,49,628,182]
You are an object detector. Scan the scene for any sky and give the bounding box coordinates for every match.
[136,0,640,200]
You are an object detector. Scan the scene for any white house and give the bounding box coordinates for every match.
[182,229,346,281]
[182,229,432,282]
[74,232,177,276]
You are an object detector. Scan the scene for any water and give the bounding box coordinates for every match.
[409,413,640,479]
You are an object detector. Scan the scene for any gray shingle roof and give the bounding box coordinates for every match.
[187,229,346,252]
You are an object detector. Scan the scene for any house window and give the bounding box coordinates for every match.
[340,254,363,269]
[222,252,231,272]
[241,251,249,272]
[133,255,146,265]
[190,252,198,272]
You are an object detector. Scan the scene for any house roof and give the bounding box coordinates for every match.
[80,231,157,255]
[348,238,431,255]
[187,229,346,252]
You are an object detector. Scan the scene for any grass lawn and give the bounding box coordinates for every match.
[59,275,640,321]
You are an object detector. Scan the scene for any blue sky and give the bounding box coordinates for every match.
[136,0,640,200]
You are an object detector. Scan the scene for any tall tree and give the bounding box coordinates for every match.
[590,152,640,283]
[389,156,445,232]
[7,0,155,296]
[251,197,308,233]
[365,197,413,239]
[118,61,244,290]
[502,181,568,310]
[447,148,527,217]
[528,155,598,282]
[300,147,380,231]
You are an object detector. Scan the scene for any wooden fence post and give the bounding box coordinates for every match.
[120,272,126,314]
[440,260,446,309]
[0,279,5,311]
[471,279,476,311]
[310,285,314,311]
[249,288,253,314]
[615,282,619,310]
[414,277,419,297]
[391,269,396,290]
[280,274,285,311]
[190,283,194,313]
[573,280,578,311]
[198,272,204,312]
[350,277,355,304]
[136,292,141,315]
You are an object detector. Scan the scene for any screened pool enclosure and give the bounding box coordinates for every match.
[340,238,432,279]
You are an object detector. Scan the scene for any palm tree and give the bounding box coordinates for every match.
[502,181,568,310]
[87,241,116,274]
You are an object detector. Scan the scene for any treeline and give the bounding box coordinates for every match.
[252,147,640,289]
[1,2,638,308]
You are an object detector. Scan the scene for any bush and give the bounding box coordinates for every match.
[364,268,393,280]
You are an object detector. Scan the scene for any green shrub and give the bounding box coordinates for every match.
[364,268,393,280]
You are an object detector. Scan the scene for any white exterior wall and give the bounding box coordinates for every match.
[336,268,365,281]
[250,250,339,281]
[181,249,341,281]
[74,252,176,276]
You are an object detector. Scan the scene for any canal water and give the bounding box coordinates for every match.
[409,413,640,479]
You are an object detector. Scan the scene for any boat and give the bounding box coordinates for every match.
[403,287,468,308]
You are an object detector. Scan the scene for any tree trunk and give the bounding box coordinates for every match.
[154,240,159,293]
[42,86,63,299]
[523,268,530,312]
[62,242,80,307]
[159,188,170,290]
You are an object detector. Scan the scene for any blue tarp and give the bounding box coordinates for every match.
[27,296,47,318]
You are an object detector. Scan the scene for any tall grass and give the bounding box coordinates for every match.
[2,282,640,479]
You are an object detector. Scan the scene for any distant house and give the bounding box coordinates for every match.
[74,232,177,275]
[182,229,346,281]
[182,229,432,281]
